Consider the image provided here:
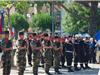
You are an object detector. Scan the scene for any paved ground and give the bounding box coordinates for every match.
[0,53,100,75]
[0,64,100,75]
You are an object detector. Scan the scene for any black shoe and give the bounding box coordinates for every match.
[55,71,62,74]
[68,69,74,72]
[45,71,52,75]
[80,66,86,70]
[74,67,80,71]
[85,66,91,69]
[29,63,32,67]
[58,66,62,69]
[68,68,74,72]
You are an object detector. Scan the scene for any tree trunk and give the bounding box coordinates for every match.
[89,1,98,36]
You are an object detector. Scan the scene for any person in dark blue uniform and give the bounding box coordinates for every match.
[83,38,91,69]
[74,38,81,71]
[63,38,74,72]
[88,38,96,63]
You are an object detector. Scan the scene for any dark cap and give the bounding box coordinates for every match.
[4,31,9,34]
[18,32,24,35]
[43,33,48,37]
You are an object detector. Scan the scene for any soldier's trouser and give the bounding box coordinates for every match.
[65,52,73,67]
[44,58,52,72]
[33,58,40,75]
[17,57,26,75]
[61,54,65,66]
[2,52,11,75]
[54,55,61,71]
[27,49,32,64]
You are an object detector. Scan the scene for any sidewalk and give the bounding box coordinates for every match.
[0,64,100,75]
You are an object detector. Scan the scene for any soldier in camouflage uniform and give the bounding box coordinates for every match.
[30,33,42,75]
[1,31,13,75]
[53,36,62,74]
[16,32,27,75]
[42,33,53,75]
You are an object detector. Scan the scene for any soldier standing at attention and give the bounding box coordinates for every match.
[27,32,33,66]
[16,32,27,75]
[1,31,13,75]
[30,33,42,75]
[53,36,62,74]
[42,33,53,75]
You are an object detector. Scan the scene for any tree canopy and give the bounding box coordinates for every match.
[5,13,29,32]
[62,2,91,34]
[31,13,52,32]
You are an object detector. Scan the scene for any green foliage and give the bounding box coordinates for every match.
[14,1,29,15]
[0,1,11,8]
[5,13,29,31]
[31,13,52,31]
[62,2,90,34]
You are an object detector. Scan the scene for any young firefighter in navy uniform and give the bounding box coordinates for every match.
[1,31,13,75]
[16,32,27,75]
[42,33,53,75]
[74,37,81,71]
[53,36,62,74]
[30,33,42,75]
[63,38,74,72]
[83,38,91,69]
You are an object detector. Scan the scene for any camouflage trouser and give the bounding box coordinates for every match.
[33,50,41,75]
[17,50,26,75]
[2,52,11,75]
[43,49,53,72]
[53,51,61,71]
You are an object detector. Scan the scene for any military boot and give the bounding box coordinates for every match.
[55,68,62,74]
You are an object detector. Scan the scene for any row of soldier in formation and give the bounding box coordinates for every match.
[0,31,97,75]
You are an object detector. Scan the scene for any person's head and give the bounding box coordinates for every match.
[18,32,24,39]
[54,36,59,42]
[32,33,37,39]
[65,38,69,43]
[68,36,72,41]
[4,31,9,39]
[90,38,93,42]
[43,33,50,40]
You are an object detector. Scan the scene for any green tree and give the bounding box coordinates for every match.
[14,1,30,16]
[31,13,52,31]
[5,13,29,37]
[62,2,90,34]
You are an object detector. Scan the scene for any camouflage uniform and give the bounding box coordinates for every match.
[16,39,27,75]
[43,40,53,74]
[1,39,12,75]
[53,40,62,74]
[30,39,41,75]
